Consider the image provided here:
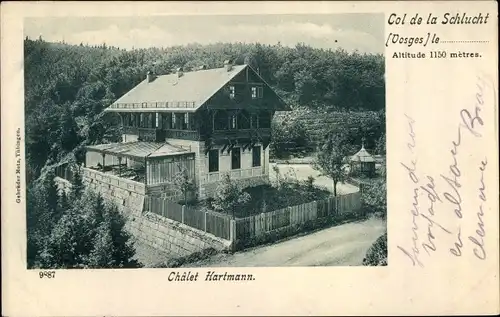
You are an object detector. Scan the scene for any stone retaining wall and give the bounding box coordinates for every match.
[83,177,145,215]
[126,212,231,258]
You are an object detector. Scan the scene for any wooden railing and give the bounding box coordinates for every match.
[82,167,146,194]
[165,129,200,140]
[204,167,263,184]
[211,128,271,140]
[111,101,198,109]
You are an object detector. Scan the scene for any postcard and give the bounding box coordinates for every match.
[1,1,498,316]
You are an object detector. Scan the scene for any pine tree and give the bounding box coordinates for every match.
[86,223,115,268]
[103,204,141,268]
[70,167,85,201]
[41,168,60,216]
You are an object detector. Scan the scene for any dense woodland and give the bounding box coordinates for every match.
[25,37,385,182]
[25,38,385,267]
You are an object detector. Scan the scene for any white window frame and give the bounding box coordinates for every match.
[251,86,257,99]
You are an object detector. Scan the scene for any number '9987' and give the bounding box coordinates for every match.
[39,271,56,278]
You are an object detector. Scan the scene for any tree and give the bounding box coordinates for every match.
[33,190,141,269]
[212,173,251,218]
[313,132,351,196]
[38,208,93,268]
[375,133,386,156]
[101,204,141,268]
[173,165,196,205]
[70,167,85,201]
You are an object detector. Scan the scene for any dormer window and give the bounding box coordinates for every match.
[251,86,263,99]
[229,86,235,99]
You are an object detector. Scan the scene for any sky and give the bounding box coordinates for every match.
[24,14,384,54]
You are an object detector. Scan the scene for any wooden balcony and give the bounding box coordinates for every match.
[165,129,200,141]
[123,126,166,142]
[211,128,271,142]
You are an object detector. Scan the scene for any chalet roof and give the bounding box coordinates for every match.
[350,145,375,163]
[106,64,248,112]
[85,141,192,160]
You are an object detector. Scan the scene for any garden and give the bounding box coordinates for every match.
[191,167,332,219]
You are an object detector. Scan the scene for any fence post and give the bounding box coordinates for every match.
[204,211,208,232]
[181,205,185,224]
[230,219,237,250]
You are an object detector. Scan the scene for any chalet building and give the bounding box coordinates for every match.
[84,60,290,200]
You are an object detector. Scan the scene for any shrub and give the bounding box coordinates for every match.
[212,173,251,218]
[362,233,387,266]
[361,179,387,219]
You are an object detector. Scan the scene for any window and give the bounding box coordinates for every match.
[230,114,237,129]
[251,86,263,99]
[174,113,184,129]
[250,113,258,128]
[156,113,161,128]
[184,113,189,129]
[257,86,263,98]
[163,113,171,129]
[231,147,241,170]
[208,149,219,172]
[214,111,228,130]
[252,146,261,167]
[229,86,235,99]
[237,111,250,129]
[258,111,271,128]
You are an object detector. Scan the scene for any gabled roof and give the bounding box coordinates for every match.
[106,65,246,112]
[105,64,290,112]
[350,145,375,163]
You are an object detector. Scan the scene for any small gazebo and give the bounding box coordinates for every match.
[349,143,376,177]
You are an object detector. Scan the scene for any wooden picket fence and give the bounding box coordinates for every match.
[145,196,232,240]
[145,191,361,244]
[235,191,361,240]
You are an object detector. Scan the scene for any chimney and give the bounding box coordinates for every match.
[176,67,184,78]
[224,59,233,72]
[146,71,156,83]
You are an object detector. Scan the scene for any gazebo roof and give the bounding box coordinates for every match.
[350,145,375,163]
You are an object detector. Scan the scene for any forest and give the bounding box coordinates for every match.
[25,37,385,182]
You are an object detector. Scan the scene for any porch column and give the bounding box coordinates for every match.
[144,158,148,185]
[118,157,122,177]
[101,153,106,169]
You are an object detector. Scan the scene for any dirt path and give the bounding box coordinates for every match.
[187,217,385,267]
